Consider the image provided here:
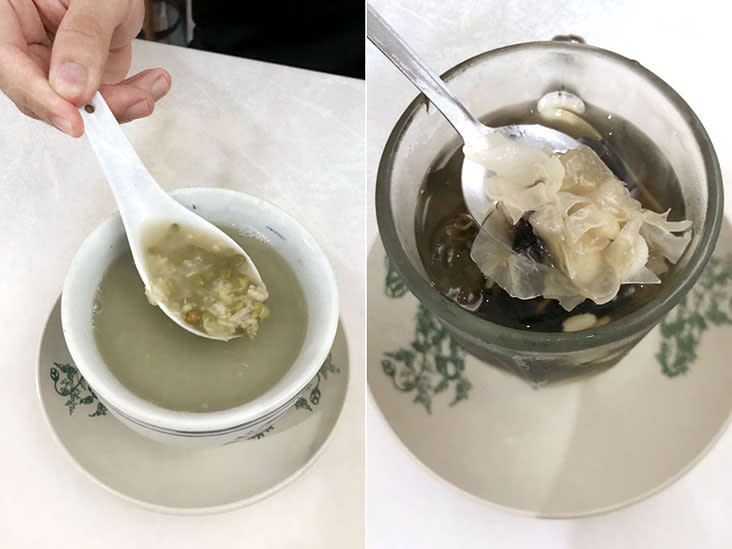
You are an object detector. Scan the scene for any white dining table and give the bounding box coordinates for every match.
[367,0,732,547]
[0,40,364,548]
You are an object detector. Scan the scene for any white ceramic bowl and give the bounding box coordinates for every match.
[61,188,339,447]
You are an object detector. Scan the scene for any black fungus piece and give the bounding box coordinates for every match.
[512,215,549,263]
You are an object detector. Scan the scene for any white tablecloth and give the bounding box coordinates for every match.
[0,40,364,548]
[367,1,732,547]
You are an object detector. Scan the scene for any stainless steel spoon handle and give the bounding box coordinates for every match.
[367,4,486,144]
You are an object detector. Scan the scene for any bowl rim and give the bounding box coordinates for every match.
[375,40,724,353]
[61,187,339,433]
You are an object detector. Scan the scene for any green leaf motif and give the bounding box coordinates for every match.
[382,304,471,413]
[89,403,107,417]
[381,248,731,387]
[252,352,339,439]
[657,254,732,377]
[49,362,107,417]
[48,352,341,439]
[385,256,408,298]
[295,397,313,412]
[249,425,275,440]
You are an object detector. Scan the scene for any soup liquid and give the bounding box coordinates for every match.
[416,101,687,331]
[93,231,307,412]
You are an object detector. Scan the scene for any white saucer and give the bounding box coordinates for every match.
[37,298,349,514]
[368,220,732,518]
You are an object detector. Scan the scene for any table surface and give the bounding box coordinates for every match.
[367,1,732,548]
[0,40,364,548]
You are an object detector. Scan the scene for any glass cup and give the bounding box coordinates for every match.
[375,40,723,383]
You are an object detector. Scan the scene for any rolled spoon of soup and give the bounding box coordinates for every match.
[78,92,267,341]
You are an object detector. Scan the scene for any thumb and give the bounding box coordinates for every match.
[49,0,127,105]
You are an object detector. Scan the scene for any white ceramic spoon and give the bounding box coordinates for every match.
[367,5,580,225]
[78,92,262,341]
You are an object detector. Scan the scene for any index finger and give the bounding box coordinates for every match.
[0,44,83,136]
[0,1,81,135]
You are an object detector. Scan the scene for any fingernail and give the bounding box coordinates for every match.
[50,116,73,136]
[50,62,88,99]
[151,76,170,100]
[125,99,152,120]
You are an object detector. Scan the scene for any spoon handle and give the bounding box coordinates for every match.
[367,5,486,143]
[78,92,165,234]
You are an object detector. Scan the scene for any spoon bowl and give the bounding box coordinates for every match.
[79,92,262,341]
[367,5,581,225]
[461,123,580,224]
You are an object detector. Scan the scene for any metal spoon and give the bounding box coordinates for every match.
[367,5,580,225]
[78,92,263,341]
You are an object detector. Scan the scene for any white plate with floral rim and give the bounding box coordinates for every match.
[37,298,349,514]
[368,219,732,518]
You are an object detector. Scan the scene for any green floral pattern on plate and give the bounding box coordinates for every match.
[382,303,471,413]
[50,362,107,417]
[385,257,408,298]
[49,353,339,440]
[249,425,275,440]
[381,249,732,410]
[383,256,471,412]
[295,352,339,412]
[657,254,732,377]
[230,353,339,443]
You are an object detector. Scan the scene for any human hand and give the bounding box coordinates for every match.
[0,0,171,137]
